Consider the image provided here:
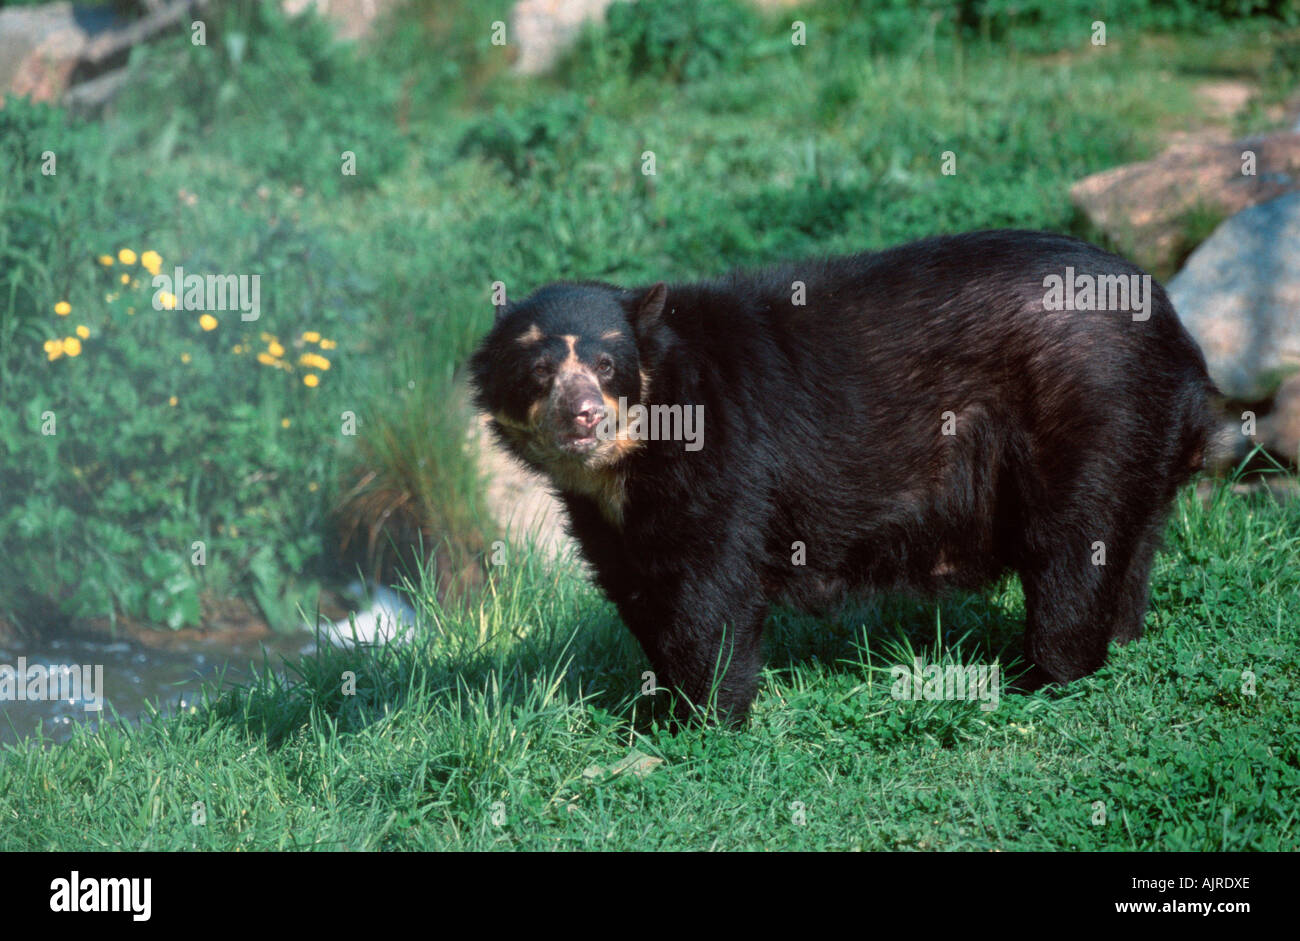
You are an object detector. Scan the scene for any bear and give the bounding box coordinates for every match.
[469,229,1217,724]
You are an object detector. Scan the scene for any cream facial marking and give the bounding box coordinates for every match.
[516,324,543,345]
[601,330,623,340]
[560,335,582,372]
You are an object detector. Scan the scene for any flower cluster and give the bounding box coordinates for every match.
[46,301,90,360]
[46,249,339,390]
[242,329,335,388]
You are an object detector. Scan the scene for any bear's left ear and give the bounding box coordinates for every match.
[632,282,668,335]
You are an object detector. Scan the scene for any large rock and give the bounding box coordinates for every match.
[1260,373,1300,465]
[0,2,102,103]
[1072,132,1300,273]
[506,0,812,76]
[509,0,622,75]
[282,0,401,42]
[1167,191,1300,402]
[1,1,203,108]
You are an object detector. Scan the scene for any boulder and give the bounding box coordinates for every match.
[1071,132,1300,273]
[1,1,207,108]
[509,0,622,75]
[1166,191,1300,404]
[282,0,400,42]
[505,0,814,76]
[1260,373,1300,465]
[0,2,100,103]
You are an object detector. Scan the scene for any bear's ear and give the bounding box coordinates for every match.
[493,301,513,325]
[632,282,668,335]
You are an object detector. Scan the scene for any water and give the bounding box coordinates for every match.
[0,632,314,748]
[0,584,418,748]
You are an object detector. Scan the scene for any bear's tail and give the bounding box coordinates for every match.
[1176,376,1222,479]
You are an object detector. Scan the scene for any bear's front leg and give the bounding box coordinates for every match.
[620,581,768,726]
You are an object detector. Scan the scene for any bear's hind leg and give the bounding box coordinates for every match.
[1107,516,1166,644]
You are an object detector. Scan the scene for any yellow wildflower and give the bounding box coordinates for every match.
[169,396,178,407]
[199,314,218,331]
[63,336,82,357]
[281,418,291,428]
[159,292,177,310]
[257,352,278,366]
[44,338,63,360]
[181,352,192,364]
[319,338,337,350]
[54,301,71,316]
[308,481,319,492]
[303,373,320,388]
[267,341,285,358]
[140,250,162,275]
[301,331,321,343]
[76,325,89,339]
[118,249,136,265]
[120,274,130,285]
[98,255,114,266]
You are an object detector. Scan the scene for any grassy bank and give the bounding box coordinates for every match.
[2,483,1296,850]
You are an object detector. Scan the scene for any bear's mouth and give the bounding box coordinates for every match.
[557,431,599,455]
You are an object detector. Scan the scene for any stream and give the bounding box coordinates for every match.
[0,584,417,748]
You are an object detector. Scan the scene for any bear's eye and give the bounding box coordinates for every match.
[596,356,614,379]
[532,360,553,381]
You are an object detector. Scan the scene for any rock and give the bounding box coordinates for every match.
[506,0,815,76]
[0,2,103,103]
[282,0,399,42]
[1,1,210,108]
[1166,192,1300,402]
[1260,373,1300,465]
[509,0,623,75]
[1071,132,1300,273]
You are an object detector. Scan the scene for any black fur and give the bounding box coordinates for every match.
[470,230,1216,724]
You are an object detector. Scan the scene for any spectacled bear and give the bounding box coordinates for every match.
[469,230,1216,724]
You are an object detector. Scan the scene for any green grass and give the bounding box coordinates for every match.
[3,483,1296,850]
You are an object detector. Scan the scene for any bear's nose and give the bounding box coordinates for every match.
[572,397,606,431]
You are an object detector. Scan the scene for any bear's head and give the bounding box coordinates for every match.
[470,281,671,477]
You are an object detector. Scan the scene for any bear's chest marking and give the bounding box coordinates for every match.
[552,464,628,528]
